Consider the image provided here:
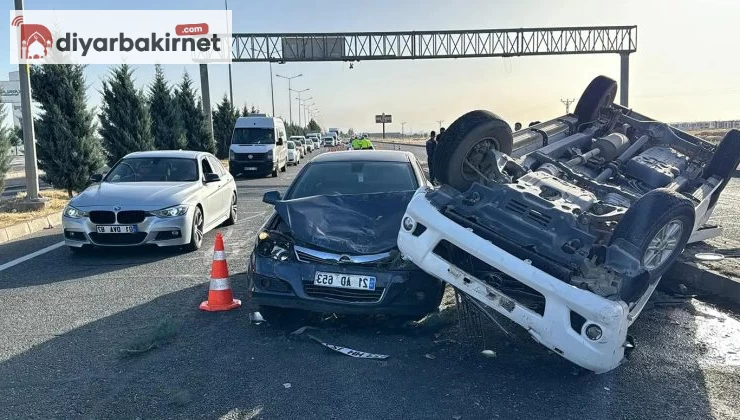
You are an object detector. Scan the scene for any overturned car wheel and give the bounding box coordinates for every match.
[433,110,513,192]
[573,75,618,128]
[609,188,695,302]
[702,129,740,210]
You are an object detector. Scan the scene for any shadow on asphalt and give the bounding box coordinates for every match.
[0,279,720,419]
[0,245,182,290]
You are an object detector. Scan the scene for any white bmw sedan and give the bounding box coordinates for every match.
[62,150,238,252]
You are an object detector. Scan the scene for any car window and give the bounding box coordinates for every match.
[287,161,418,199]
[287,141,295,149]
[105,157,198,182]
[207,156,224,175]
[232,127,274,145]
[201,158,214,179]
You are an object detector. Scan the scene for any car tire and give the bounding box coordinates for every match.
[573,75,618,128]
[257,305,313,327]
[223,192,237,226]
[433,110,514,192]
[609,188,695,302]
[185,206,204,252]
[702,129,740,209]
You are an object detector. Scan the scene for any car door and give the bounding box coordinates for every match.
[208,155,231,218]
[200,157,222,227]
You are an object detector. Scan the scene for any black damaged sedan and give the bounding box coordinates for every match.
[247,150,445,322]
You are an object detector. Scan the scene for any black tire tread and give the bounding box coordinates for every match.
[433,110,513,191]
[573,76,618,127]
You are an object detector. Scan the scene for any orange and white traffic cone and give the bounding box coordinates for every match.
[199,232,241,312]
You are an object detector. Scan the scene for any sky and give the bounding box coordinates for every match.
[1,0,739,134]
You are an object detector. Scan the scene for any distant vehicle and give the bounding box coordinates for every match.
[362,133,369,139]
[301,138,314,153]
[306,132,321,140]
[286,141,300,165]
[229,116,288,178]
[312,137,322,149]
[328,128,340,138]
[322,135,336,147]
[250,150,442,323]
[290,136,308,155]
[63,150,238,252]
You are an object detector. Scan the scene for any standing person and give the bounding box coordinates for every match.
[426,130,437,183]
[436,127,445,143]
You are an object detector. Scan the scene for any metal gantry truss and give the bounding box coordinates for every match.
[226,26,636,62]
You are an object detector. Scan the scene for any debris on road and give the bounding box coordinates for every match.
[306,334,389,359]
[249,311,265,325]
[424,353,436,359]
[283,383,292,389]
[481,350,497,358]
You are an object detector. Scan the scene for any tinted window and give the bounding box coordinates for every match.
[207,156,225,175]
[287,141,295,149]
[287,161,418,199]
[232,127,274,145]
[105,158,198,182]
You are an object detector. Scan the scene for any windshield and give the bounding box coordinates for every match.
[287,161,418,199]
[232,127,275,145]
[105,157,198,182]
[287,141,295,149]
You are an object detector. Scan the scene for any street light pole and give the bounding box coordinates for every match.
[224,0,233,105]
[276,73,302,125]
[291,88,310,127]
[269,62,275,116]
[14,0,42,207]
[401,122,407,139]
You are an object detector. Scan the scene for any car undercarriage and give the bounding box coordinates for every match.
[397,76,740,372]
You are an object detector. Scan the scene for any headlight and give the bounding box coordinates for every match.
[63,205,88,218]
[151,205,189,218]
[229,150,235,160]
[256,231,293,261]
[267,150,274,160]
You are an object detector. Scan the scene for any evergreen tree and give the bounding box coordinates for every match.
[148,64,185,150]
[0,107,12,192]
[99,64,154,165]
[307,119,322,133]
[212,94,239,159]
[251,105,259,114]
[241,104,249,117]
[30,64,104,197]
[176,72,215,153]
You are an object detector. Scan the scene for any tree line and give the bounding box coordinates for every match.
[0,63,322,198]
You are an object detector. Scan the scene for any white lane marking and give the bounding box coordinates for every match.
[0,241,65,272]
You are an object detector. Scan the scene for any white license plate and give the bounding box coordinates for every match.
[96,225,137,234]
[244,167,257,171]
[314,272,376,291]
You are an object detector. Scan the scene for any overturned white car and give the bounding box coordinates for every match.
[397,76,740,373]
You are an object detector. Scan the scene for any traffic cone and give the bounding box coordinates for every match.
[199,232,241,312]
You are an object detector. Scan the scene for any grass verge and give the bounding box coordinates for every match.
[0,189,69,229]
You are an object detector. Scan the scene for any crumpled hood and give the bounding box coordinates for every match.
[72,181,200,208]
[275,191,415,255]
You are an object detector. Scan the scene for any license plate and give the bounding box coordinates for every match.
[96,225,137,233]
[314,272,376,291]
[245,167,257,171]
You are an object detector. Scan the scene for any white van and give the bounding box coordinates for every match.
[229,116,288,177]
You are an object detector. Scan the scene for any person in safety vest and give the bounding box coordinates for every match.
[351,136,363,150]
[360,137,373,149]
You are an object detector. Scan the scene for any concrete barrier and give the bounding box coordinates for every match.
[0,211,61,245]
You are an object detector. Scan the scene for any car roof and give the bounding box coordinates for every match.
[124,150,204,159]
[310,150,413,163]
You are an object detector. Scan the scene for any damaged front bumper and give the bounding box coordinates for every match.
[397,190,632,373]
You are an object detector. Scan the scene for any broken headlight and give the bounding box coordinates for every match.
[256,231,294,261]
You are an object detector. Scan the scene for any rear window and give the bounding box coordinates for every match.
[287,141,295,149]
[287,161,418,199]
[232,127,274,145]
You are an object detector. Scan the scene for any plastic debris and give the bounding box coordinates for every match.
[283,383,291,389]
[481,350,497,358]
[695,253,725,261]
[249,311,265,325]
[290,325,319,336]
[307,334,389,359]
[424,354,436,360]
[604,387,610,391]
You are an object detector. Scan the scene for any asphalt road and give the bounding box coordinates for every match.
[1,148,739,420]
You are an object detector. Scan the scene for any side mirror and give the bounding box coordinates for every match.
[277,138,284,146]
[205,173,221,183]
[263,190,282,205]
[90,173,103,183]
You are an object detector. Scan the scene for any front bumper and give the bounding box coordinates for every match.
[62,208,194,248]
[397,191,631,373]
[230,159,274,176]
[247,252,444,317]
